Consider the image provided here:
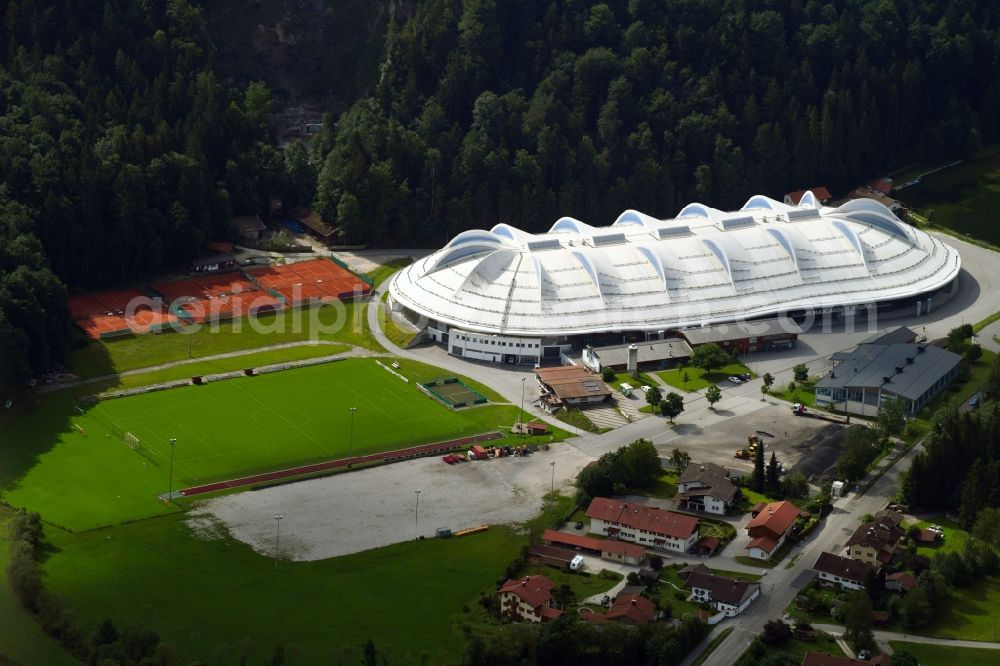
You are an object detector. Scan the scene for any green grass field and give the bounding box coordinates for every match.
[655,363,753,393]
[924,575,1000,641]
[900,150,1000,247]
[0,508,83,666]
[41,513,522,664]
[69,301,382,379]
[1,358,562,530]
[520,565,622,601]
[888,641,1000,665]
[912,515,969,556]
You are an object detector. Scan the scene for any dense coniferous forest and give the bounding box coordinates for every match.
[0,0,293,388]
[2,0,1000,389]
[314,0,1000,245]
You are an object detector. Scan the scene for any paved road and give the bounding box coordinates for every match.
[681,440,924,666]
[812,623,1000,650]
[41,340,369,393]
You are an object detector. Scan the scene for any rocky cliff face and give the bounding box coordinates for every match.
[205,0,413,111]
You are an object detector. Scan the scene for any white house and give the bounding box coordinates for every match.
[675,462,739,515]
[812,552,879,591]
[586,497,699,553]
[681,568,761,617]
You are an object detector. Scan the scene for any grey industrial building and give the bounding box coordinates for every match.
[813,340,962,416]
[580,338,692,373]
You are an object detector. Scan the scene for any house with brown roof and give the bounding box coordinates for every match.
[681,569,761,617]
[744,500,802,560]
[231,214,266,242]
[586,498,699,553]
[784,187,833,205]
[675,462,739,515]
[606,593,657,624]
[813,552,881,592]
[845,514,904,565]
[886,571,917,593]
[498,575,563,623]
[534,366,611,413]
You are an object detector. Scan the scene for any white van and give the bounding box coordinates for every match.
[569,555,585,571]
[619,382,634,397]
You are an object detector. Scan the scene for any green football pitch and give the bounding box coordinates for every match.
[1,358,527,531]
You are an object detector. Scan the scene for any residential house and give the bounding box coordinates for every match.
[605,593,657,625]
[586,498,699,553]
[784,187,833,205]
[812,552,881,592]
[681,569,761,617]
[581,592,657,625]
[885,571,917,593]
[498,575,563,623]
[675,462,740,515]
[232,214,266,242]
[744,500,802,561]
[845,513,904,565]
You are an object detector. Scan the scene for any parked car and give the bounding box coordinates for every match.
[640,385,653,395]
[739,373,752,381]
[569,555,585,571]
[575,521,585,530]
[728,376,743,384]
[857,649,870,660]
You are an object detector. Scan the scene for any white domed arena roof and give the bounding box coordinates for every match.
[388,196,960,337]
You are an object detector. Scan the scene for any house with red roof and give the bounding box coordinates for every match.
[498,575,563,623]
[541,529,646,565]
[585,498,699,553]
[744,500,802,560]
[886,571,918,593]
[783,187,833,205]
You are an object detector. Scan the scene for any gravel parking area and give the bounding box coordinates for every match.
[193,443,593,561]
[657,402,842,477]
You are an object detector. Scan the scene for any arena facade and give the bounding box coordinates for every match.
[388,194,961,365]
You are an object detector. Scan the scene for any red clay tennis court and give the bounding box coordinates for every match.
[247,258,370,307]
[68,289,176,339]
[151,273,282,323]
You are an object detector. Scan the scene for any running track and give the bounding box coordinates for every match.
[178,431,504,496]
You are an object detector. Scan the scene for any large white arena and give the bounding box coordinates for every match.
[388,194,961,365]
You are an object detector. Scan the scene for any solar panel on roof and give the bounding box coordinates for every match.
[721,216,755,230]
[787,208,820,221]
[656,226,691,239]
[527,239,562,251]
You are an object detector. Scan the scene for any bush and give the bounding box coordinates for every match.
[601,367,615,382]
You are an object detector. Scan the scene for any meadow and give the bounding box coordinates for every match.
[1,358,555,531]
[899,151,1000,247]
[887,641,1000,666]
[42,513,522,664]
